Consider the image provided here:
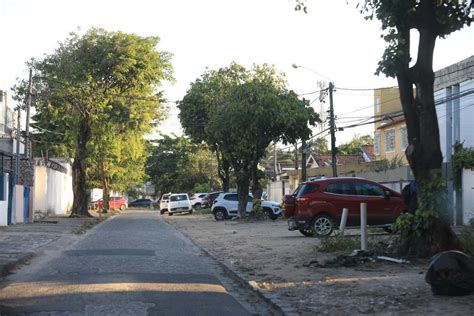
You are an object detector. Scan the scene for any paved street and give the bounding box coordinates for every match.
[0,211,260,315]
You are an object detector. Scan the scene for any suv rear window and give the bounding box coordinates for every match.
[296,184,319,197]
[161,194,170,200]
[170,195,188,201]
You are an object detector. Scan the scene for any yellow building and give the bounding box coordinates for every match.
[373,88,408,164]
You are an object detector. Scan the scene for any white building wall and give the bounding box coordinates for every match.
[33,163,73,216]
[462,168,474,225]
[459,80,474,149]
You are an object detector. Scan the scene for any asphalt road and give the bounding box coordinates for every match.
[0,211,259,315]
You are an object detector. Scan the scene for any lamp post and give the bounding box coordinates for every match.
[292,64,337,177]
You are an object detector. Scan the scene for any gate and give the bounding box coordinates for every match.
[23,186,30,224]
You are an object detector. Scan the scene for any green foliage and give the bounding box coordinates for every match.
[146,135,218,194]
[452,142,474,186]
[180,63,320,215]
[192,183,211,194]
[395,175,446,237]
[458,229,474,256]
[15,28,173,214]
[359,1,473,77]
[369,155,405,172]
[337,134,374,155]
[252,198,263,214]
[319,235,361,253]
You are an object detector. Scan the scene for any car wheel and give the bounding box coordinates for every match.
[168,212,173,216]
[160,210,165,215]
[194,203,201,210]
[214,208,227,221]
[311,214,334,236]
[299,228,315,237]
[264,208,278,220]
[120,205,126,211]
[189,208,193,214]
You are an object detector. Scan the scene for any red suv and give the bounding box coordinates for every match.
[283,177,406,237]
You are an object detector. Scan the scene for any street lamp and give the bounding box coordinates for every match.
[292,64,337,177]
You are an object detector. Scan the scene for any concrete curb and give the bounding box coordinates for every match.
[164,218,298,315]
[0,252,35,277]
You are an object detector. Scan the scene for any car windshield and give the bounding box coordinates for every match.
[162,194,170,200]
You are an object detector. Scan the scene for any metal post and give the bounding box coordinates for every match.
[274,142,277,179]
[329,82,337,177]
[360,203,368,251]
[25,69,32,159]
[339,208,349,235]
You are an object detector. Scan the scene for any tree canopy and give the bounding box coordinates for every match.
[180,63,319,216]
[15,28,173,216]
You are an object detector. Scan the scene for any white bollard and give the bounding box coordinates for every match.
[339,208,349,235]
[360,203,368,251]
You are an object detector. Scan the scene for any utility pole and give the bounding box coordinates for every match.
[273,142,277,179]
[15,106,21,184]
[301,140,307,182]
[25,69,33,159]
[328,82,337,177]
[294,143,298,171]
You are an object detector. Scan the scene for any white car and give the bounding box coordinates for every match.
[159,193,171,214]
[167,193,193,215]
[211,192,282,221]
[190,193,207,210]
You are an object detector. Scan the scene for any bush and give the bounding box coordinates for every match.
[458,229,474,256]
[319,235,361,253]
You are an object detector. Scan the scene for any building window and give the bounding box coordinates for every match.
[374,133,381,156]
[400,126,408,150]
[385,129,396,152]
[0,174,4,201]
[375,97,381,113]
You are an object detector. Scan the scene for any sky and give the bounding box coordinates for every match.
[1,0,473,146]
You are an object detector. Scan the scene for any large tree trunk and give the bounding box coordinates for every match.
[100,160,110,212]
[216,151,230,192]
[250,164,262,199]
[396,28,462,257]
[71,120,91,217]
[236,167,250,218]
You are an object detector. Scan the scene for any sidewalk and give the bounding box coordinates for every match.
[0,216,101,277]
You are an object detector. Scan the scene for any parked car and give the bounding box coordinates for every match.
[95,196,128,211]
[159,193,171,214]
[190,193,208,210]
[201,191,224,208]
[167,193,193,215]
[211,192,282,221]
[128,198,153,208]
[283,177,406,237]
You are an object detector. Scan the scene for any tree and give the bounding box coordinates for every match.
[337,134,373,155]
[181,63,319,217]
[15,28,172,216]
[146,136,218,194]
[179,63,250,192]
[358,0,472,256]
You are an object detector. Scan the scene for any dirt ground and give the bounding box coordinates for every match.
[163,214,474,315]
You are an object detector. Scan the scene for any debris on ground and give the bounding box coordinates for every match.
[425,250,474,296]
[377,256,410,264]
[305,250,412,268]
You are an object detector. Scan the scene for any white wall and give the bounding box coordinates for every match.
[13,185,24,224]
[436,78,474,162]
[33,164,73,215]
[462,168,474,225]
[0,173,9,226]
